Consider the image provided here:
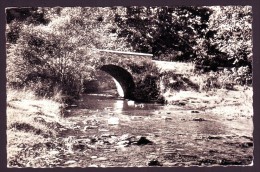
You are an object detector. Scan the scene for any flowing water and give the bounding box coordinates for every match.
[59,93,253,167]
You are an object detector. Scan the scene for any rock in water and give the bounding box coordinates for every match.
[127,100,135,106]
[148,159,163,166]
[136,136,153,145]
[64,160,77,165]
[162,116,172,120]
[208,136,222,140]
[178,102,186,106]
[33,117,46,123]
[240,142,253,148]
[120,134,130,140]
[192,118,206,122]
[91,156,97,159]
[108,117,119,125]
[89,164,98,167]
[117,140,130,147]
[84,126,98,130]
[96,157,108,161]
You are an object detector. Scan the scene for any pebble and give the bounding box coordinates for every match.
[240,142,253,148]
[96,157,108,161]
[49,150,59,155]
[59,128,67,131]
[117,140,129,146]
[226,118,233,121]
[120,134,130,140]
[127,100,135,106]
[91,156,97,159]
[101,133,112,137]
[33,117,46,123]
[108,117,119,125]
[99,128,109,132]
[84,126,98,130]
[208,136,222,140]
[178,102,186,106]
[89,164,98,167]
[17,143,26,148]
[104,107,113,111]
[64,160,77,165]
[73,125,81,130]
[163,162,177,166]
[192,118,206,122]
[162,116,172,120]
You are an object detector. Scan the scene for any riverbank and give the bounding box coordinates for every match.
[6,85,253,167]
[7,89,65,167]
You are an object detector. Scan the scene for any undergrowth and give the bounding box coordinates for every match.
[7,87,63,167]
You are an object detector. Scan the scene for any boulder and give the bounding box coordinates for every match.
[136,136,153,145]
[148,159,163,166]
[192,118,206,122]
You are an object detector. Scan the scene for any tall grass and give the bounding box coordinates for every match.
[7,87,64,167]
[155,61,252,104]
[7,87,36,102]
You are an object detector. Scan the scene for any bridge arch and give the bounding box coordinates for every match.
[99,64,135,99]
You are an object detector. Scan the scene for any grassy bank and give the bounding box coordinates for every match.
[154,60,253,123]
[7,88,64,167]
[154,61,252,101]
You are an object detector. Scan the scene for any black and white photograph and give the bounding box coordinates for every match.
[6,6,253,167]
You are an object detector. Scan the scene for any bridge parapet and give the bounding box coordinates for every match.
[92,49,153,58]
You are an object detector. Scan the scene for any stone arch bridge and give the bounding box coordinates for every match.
[91,49,160,102]
[87,49,197,102]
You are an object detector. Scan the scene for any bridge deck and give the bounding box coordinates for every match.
[93,49,153,57]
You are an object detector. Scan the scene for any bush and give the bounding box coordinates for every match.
[134,75,161,102]
[194,66,252,91]
[160,71,199,92]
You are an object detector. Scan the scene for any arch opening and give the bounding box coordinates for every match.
[99,64,135,99]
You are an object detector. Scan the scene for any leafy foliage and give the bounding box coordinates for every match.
[7,7,109,100]
[203,6,252,69]
[114,6,212,59]
[113,6,252,71]
[6,6,253,102]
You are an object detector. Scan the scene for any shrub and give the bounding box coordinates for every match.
[134,75,161,102]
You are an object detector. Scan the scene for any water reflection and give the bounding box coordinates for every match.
[77,94,163,116]
[73,94,228,136]
[113,100,124,113]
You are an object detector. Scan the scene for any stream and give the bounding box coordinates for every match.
[57,93,253,167]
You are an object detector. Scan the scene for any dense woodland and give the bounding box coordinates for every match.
[6,6,253,101]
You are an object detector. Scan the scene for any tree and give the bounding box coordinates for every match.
[113,6,212,61]
[6,7,49,43]
[7,7,131,100]
[204,6,252,69]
